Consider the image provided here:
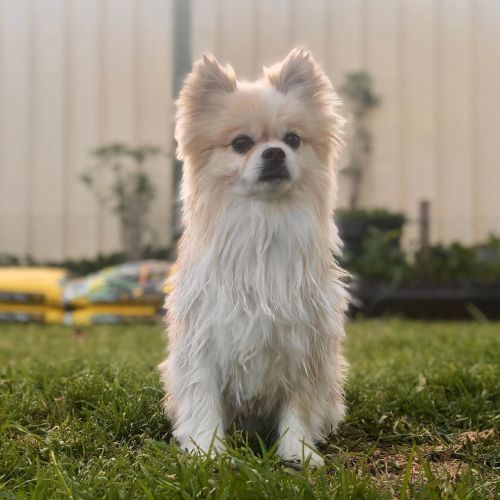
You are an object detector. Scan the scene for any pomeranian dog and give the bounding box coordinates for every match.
[160,48,348,466]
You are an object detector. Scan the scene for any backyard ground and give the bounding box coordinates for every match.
[0,319,499,498]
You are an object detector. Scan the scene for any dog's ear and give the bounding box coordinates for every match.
[178,54,236,110]
[175,55,236,161]
[264,48,331,102]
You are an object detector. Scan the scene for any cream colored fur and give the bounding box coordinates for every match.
[160,49,349,466]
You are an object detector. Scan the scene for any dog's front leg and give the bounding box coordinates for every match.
[168,364,225,456]
[276,399,325,466]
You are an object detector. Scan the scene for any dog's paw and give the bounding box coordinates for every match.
[179,436,224,458]
[277,435,325,468]
[278,447,325,468]
[305,450,325,468]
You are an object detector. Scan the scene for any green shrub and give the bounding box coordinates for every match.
[343,232,500,285]
[336,208,405,224]
[343,228,407,282]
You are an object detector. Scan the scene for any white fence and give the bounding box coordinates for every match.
[1,0,500,260]
[0,0,175,260]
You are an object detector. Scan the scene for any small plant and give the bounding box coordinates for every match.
[80,144,163,261]
[336,208,405,223]
[410,240,500,285]
[336,208,406,260]
[344,228,408,282]
[344,232,500,285]
[340,72,379,209]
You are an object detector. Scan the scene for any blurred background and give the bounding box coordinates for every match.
[1,0,500,321]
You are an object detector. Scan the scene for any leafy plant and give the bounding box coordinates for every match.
[344,231,500,285]
[410,239,500,285]
[80,144,163,261]
[336,208,405,222]
[340,72,379,209]
[343,228,407,282]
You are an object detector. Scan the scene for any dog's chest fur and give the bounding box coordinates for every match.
[172,200,342,413]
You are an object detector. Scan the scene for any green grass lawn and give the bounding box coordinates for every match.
[1,320,499,498]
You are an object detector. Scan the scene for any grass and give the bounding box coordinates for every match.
[0,319,499,498]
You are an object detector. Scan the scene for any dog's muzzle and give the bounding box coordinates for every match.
[259,147,290,184]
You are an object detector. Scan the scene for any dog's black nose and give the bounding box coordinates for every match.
[259,147,290,183]
[262,147,286,164]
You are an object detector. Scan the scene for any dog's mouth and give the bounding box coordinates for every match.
[258,167,291,185]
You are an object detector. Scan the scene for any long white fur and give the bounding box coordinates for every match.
[160,49,348,466]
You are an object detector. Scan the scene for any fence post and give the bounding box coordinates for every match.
[171,0,191,243]
[419,200,430,258]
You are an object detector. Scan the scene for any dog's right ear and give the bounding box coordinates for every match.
[175,55,236,161]
[178,54,237,111]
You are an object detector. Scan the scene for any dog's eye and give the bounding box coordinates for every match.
[283,132,301,149]
[231,135,254,154]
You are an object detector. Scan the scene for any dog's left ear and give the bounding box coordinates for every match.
[264,48,332,102]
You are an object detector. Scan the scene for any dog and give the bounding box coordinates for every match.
[160,48,348,466]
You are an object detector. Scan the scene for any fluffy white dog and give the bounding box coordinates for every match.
[160,48,348,466]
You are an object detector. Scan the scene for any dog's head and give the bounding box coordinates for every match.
[176,49,344,206]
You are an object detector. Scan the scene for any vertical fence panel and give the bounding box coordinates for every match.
[475,0,500,240]
[137,0,174,249]
[436,0,474,244]
[99,0,138,254]
[65,0,101,259]
[255,0,290,67]
[364,0,402,212]
[327,0,365,208]
[191,0,218,59]
[400,0,438,246]
[30,0,66,261]
[217,0,256,78]
[327,0,365,84]
[0,0,32,256]
[291,0,326,66]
